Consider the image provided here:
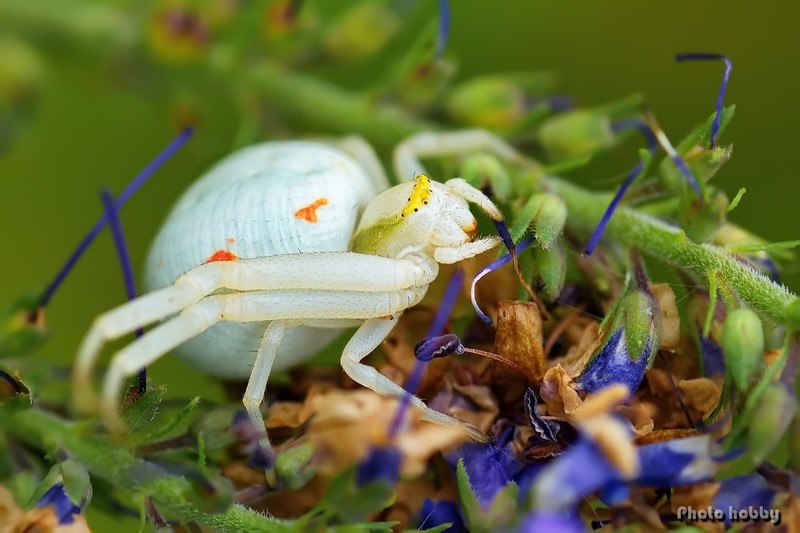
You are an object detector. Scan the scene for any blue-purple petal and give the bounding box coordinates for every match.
[36,482,81,524]
[418,499,467,532]
[575,327,650,394]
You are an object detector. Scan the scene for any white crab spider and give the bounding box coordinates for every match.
[73,130,528,445]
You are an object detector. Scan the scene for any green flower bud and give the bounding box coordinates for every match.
[460,154,512,201]
[746,383,797,465]
[723,308,765,392]
[0,35,44,110]
[322,4,400,62]
[538,110,614,160]
[531,244,565,303]
[446,77,527,128]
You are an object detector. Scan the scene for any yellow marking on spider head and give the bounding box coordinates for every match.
[401,174,432,218]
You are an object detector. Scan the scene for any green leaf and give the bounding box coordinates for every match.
[727,187,746,212]
[310,467,395,524]
[122,384,166,433]
[138,396,201,444]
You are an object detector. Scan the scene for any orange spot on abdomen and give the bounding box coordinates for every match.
[205,250,238,263]
[295,198,329,223]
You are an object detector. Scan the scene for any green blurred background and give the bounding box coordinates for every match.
[1,0,799,421]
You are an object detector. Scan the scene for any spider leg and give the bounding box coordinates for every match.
[393,129,532,181]
[434,236,502,264]
[340,318,488,442]
[335,135,391,194]
[101,298,225,431]
[243,320,287,460]
[97,287,428,429]
[74,253,435,413]
[445,177,503,220]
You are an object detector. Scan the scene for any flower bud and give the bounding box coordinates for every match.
[538,110,614,160]
[722,307,764,393]
[322,3,400,62]
[0,35,44,110]
[746,383,797,464]
[446,77,527,128]
[576,260,661,394]
[445,73,558,128]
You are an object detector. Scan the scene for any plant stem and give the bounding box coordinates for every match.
[0,407,292,532]
[548,178,798,326]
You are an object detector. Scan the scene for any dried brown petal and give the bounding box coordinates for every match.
[651,283,680,350]
[618,402,655,437]
[677,378,722,421]
[448,380,500,433]
[579,415,640,478]
[633,428,699,445]
[571,384,630,421]
[306,390,466,476]
[493,300,546,384]
[539,364,582,417]
[266,401,306,429]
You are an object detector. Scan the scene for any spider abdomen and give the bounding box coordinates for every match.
[143,141,376,378]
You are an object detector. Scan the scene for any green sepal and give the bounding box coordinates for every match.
[531,244,566,302]
[137,396,201,445]
[122,384,167,433]
[683,190,729,244]
[511,193,566,249]
[658,106,736,192]
[456,460,518,533]
[275,440,316,490]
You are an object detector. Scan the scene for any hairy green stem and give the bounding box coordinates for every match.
[0,408,291,532]
[549,178,798,325]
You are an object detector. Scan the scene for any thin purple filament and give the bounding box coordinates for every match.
[388,269,464,437]
[38,127,194,308]
[584,119,657,256]
[675,53,732,148]
[470,235,535,326]
[100,189,146,393]
[436,0,451,58]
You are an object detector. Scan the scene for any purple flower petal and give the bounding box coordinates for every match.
[447,439,524,509]
[418,498,467,532]
[356,446,402,487]
[36,481,82,524]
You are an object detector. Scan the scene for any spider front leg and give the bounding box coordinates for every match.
[393,129,533,181]
[340,318,488,442]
